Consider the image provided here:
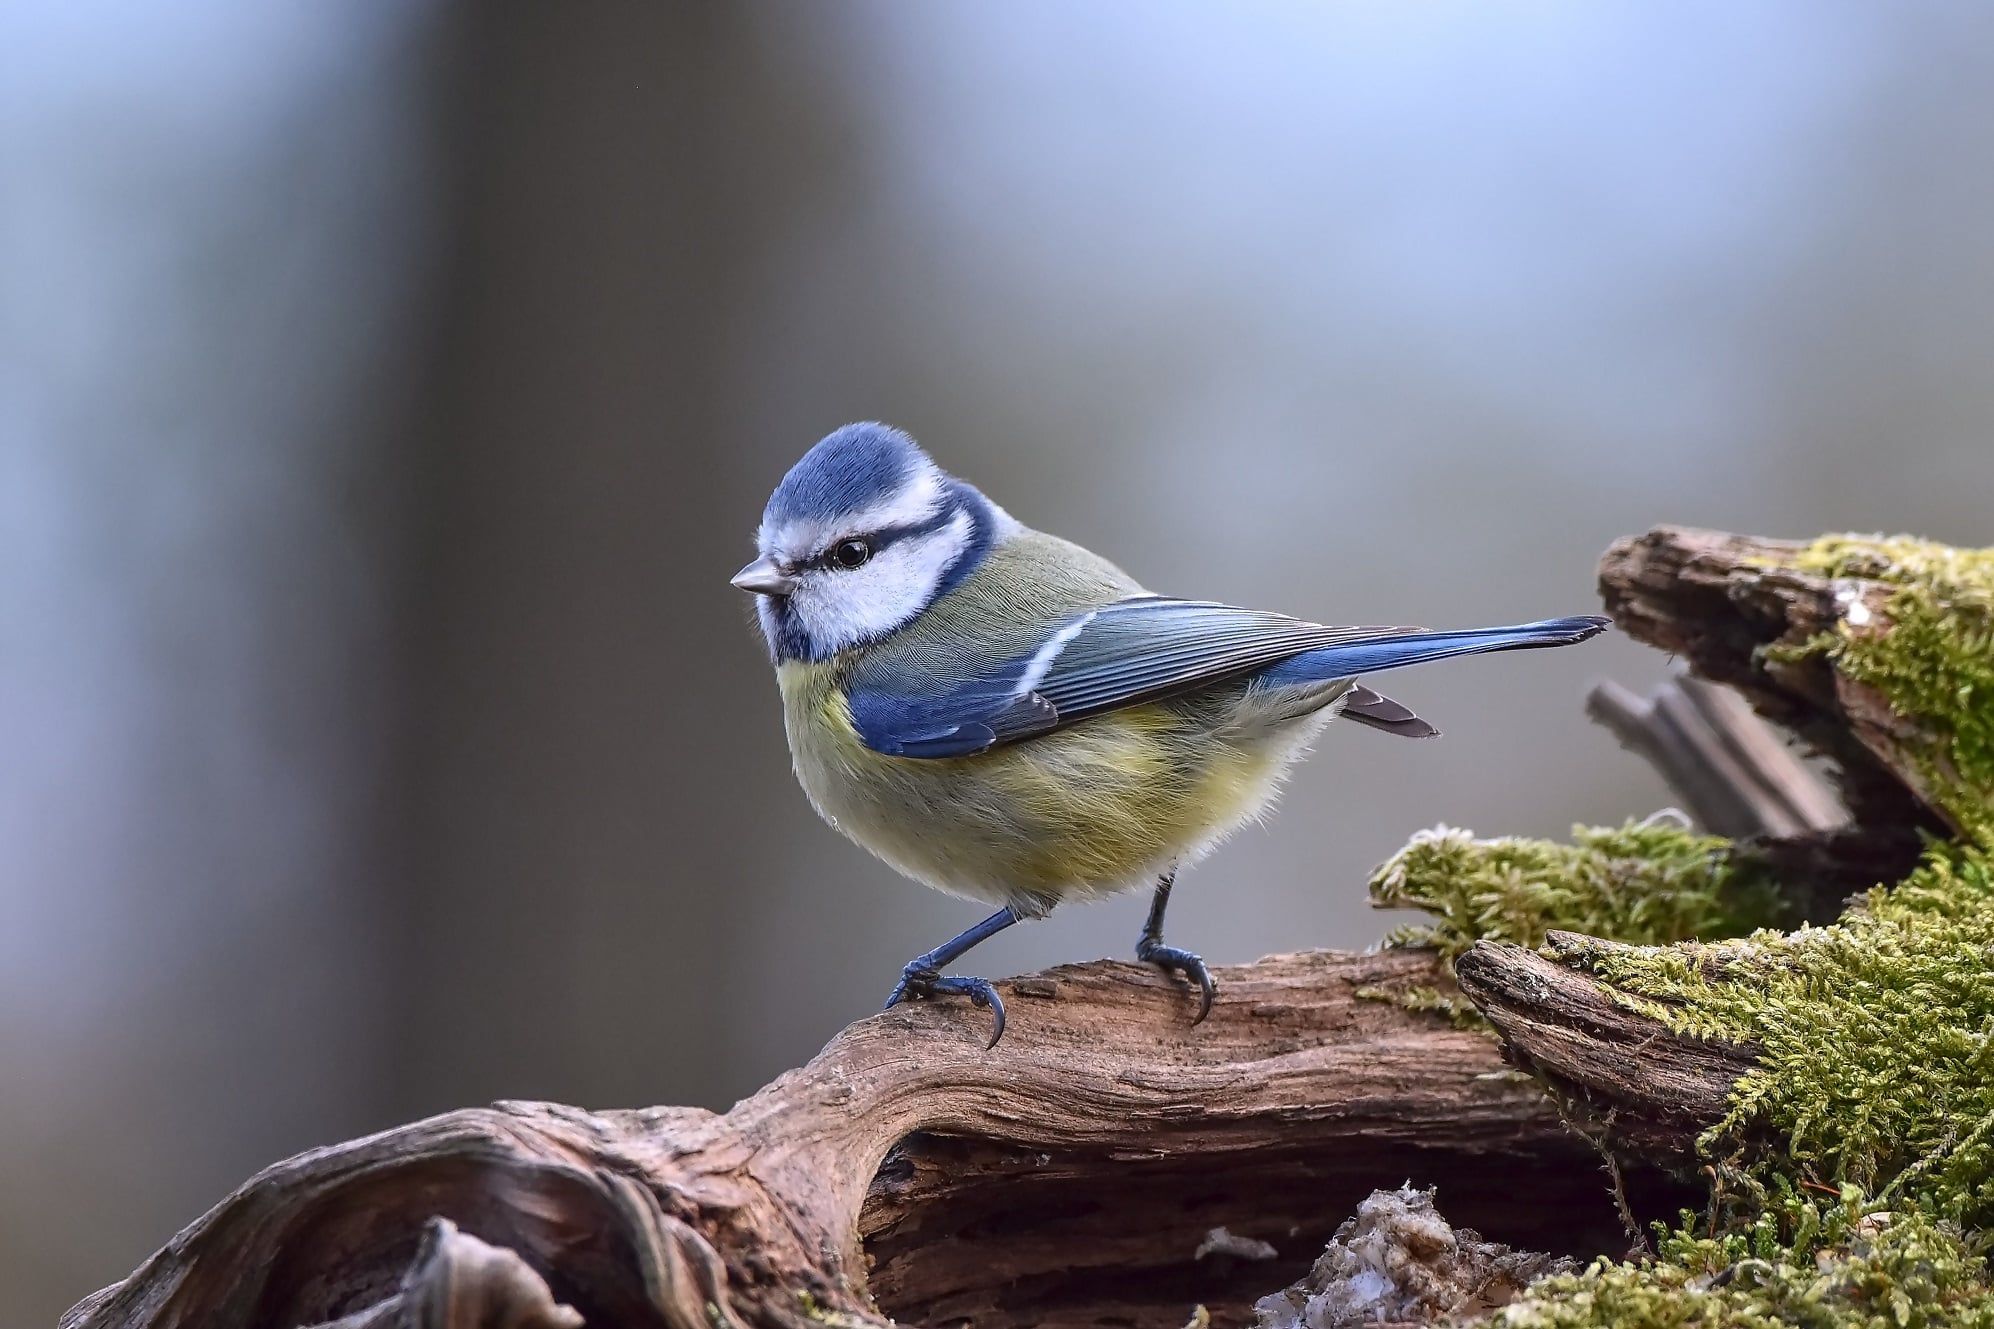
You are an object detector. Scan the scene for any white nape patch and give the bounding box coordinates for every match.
[1013,609,1096,698]
[786,506,973,654]
[757,461,946,564]
[980,496,1024,541]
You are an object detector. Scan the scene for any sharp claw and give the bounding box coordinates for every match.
[1139,941,1219,1025]
[1191,966,1216,1025]
[940,976,1006,1048]
[980,987,1007,1049]
[882,970,1008,1048]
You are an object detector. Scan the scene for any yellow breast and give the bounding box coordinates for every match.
[776,660,1306,912]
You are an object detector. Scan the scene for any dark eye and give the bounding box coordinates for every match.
[830,537,873,570]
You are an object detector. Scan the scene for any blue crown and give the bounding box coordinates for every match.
[766,422,933,525]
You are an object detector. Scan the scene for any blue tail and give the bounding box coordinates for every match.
[1261,615,1611,684]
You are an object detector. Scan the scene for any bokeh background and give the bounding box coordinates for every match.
[7,1,1992,1319]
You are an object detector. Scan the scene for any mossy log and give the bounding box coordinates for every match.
[1452,527,1990,1175]
[1442,526,1994,1328]
[1451,933,1760,1161]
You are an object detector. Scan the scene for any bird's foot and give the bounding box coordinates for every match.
[884,964,1008,1048]
[1135,938,1217,1024]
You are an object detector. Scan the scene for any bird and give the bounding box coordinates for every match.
[733,422,1608,1047]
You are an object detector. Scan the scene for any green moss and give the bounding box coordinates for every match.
[1372,826,1994,1230]
[1354,533,1994,1324]
[1369,817,1787,967]
[1378,824,1994,1322]
[1498,1187,1994,1329]
[1585,842,1994,1230]
[1788,535,1994,840]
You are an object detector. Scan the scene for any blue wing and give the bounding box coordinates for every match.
[846,597,1608,759]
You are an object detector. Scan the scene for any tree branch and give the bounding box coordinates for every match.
[1585,672,1845,839]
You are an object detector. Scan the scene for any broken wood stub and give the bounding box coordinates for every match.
[1596,526,1949,834]
[1585,672,1846,840]
[1585,667,1908,925]
[1454,935,1759,1162]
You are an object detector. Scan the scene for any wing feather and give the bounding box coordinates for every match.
[847,598,1411,758]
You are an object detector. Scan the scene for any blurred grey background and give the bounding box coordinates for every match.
[5,1,1991,1319]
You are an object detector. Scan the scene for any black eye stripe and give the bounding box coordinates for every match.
[814,503,958,567]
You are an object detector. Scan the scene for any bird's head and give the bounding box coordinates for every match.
[735,423,1014,662]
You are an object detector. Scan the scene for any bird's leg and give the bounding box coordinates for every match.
[884,906,1020,1048]
[1134,868,1216,1023]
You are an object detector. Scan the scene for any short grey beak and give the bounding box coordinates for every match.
[731,556,799,597]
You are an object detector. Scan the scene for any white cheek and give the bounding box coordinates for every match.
[755,595,782,650]
[790,512,971,653]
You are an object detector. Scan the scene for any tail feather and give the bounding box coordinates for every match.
[1341,684,1440,738]
[1266,614,1611,684]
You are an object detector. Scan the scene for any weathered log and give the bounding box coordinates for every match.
[65,950,1627,1329]
[1453,934,1758,1161]
[1596,526,1950,833]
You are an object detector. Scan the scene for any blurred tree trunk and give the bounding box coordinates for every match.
[383,4,845,1114]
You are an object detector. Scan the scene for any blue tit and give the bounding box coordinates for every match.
[733,422,1608,1046]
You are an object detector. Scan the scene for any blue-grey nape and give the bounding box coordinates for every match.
[765,422,932,525]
